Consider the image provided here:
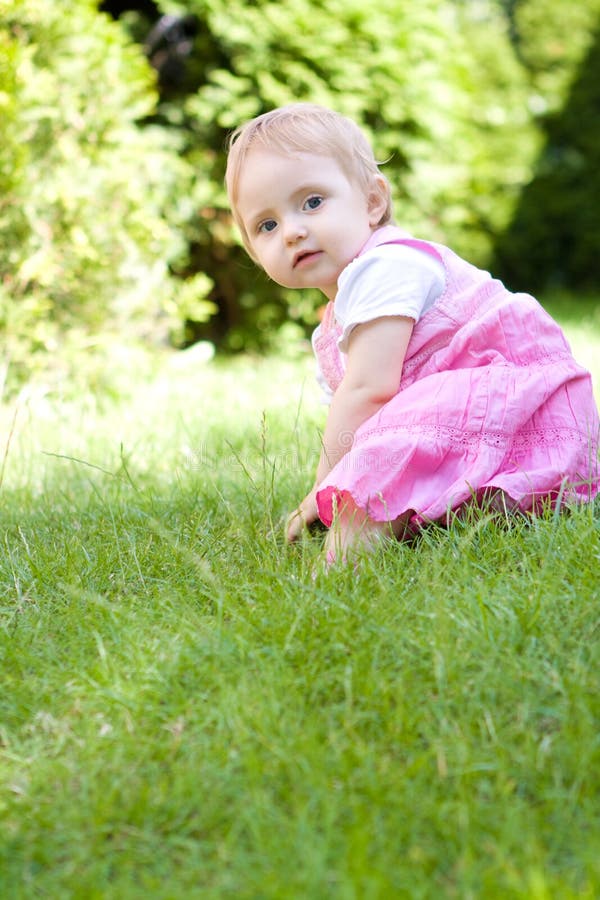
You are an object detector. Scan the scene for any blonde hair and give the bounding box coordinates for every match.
[225,103,393,258]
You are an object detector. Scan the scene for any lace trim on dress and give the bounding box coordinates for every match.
[353,423,594,452]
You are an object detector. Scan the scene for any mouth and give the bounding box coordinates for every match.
[293,250,321,268]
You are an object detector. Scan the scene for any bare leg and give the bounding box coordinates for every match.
[323,495,409,565]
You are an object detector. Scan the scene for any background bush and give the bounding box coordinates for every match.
[0,0,210,390]
[1,0,599,383]
[494,0,600,291]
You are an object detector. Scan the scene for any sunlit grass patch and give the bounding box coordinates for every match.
[542,291,600,391]
[1,303,599,897]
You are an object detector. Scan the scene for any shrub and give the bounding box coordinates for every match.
[494,0,600,291]
[0,0,206,390]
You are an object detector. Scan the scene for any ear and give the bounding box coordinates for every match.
[367,175,389,226]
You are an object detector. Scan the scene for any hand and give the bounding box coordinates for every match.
[286,488,320,542]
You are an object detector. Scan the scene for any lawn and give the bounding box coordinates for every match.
[1,300,599,899]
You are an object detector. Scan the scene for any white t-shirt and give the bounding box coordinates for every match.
[313,243,446,401]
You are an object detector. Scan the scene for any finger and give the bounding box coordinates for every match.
[286,509,305,543]
[286,522,300,543]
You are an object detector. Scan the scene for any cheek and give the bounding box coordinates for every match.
[260,245,281,268]
[248,240,269,267]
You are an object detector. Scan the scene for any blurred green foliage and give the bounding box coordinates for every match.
[494,0,600,291]
[1,0,599,383]
[0,0,212,388]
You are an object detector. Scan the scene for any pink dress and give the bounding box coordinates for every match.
[313,226,600,528]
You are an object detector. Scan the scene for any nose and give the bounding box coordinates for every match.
[283,216,307,245]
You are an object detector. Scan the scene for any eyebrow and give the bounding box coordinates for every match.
[292,182,326,200]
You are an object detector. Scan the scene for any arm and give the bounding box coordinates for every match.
[287,315,414,541]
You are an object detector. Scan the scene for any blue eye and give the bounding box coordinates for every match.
[259,219,277,233]
[304,196,323,210]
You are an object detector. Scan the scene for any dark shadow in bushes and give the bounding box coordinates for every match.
[494,24,600,294]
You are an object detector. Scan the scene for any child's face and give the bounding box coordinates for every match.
[235,148,386,300]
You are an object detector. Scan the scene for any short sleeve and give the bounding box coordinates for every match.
[335,243,445,352]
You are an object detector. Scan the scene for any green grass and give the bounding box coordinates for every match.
[1,308,599,899]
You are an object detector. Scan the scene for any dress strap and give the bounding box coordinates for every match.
[321,301,336,333]
[313,302,345,392]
